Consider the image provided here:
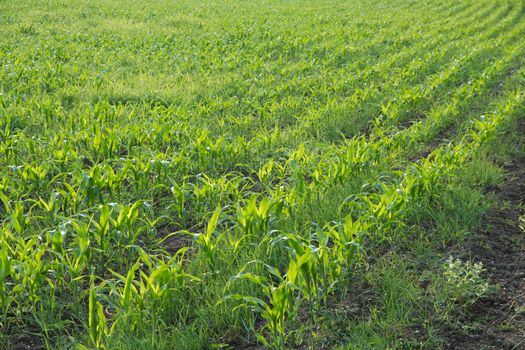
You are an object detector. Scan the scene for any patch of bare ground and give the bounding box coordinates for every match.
[443,118,525,350]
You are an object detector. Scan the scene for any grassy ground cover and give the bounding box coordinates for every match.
[1,0,524,348]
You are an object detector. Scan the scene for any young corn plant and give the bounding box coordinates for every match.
[237,195,283,238]
[283,234,321,319]
[0,239,13,326]
[170,183,187,226]
[184,205,225,269]
[326,215,368,273]
[85,275,115,350]
[226,264,300,349]
[110,247,199,329]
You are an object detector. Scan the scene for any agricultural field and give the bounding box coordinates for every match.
[1,0,525,348]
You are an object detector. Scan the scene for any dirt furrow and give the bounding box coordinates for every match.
[444,118,525,350]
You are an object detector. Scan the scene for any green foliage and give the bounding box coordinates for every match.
[0,0,524,348]
[425,257,491,323]
[441,257,490,308]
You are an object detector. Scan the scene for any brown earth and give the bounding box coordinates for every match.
[443,118,525,350]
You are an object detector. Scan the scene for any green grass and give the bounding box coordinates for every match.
[1,0,524,348]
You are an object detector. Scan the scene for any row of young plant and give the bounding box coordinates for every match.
[218,76,525,347]
[0,0,513,160]
[1,0,524,347]
[2,51,523,349]
[2,13,523,239]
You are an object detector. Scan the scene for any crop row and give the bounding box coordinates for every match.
[1,0,524,347]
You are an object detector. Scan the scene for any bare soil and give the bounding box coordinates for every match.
[443,118,525,350]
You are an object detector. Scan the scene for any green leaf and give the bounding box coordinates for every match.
[88,276,98,346]
[11,203,24,234]
[233,272,265,286]
[207,205,221,238]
